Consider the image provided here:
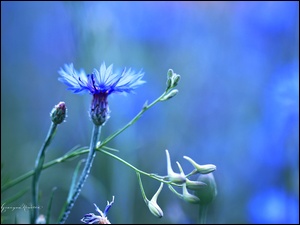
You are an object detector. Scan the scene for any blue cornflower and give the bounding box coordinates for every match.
[81,196,115,224]
[58,62,145,125]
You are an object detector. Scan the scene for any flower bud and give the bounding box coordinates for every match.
[183,156,216,174]
[147,182,164,218]
[50,101,66,124]
[172,74,180,87]
[160,89,179,101]
[147,200,164,218]
[182,183,201,204]
[167,69,174,78]
[194,173,217,205]
[165,150,186,184]
[186,178,207,190]
[168,183,200,204]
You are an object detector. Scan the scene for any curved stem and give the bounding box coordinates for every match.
[31,122,57,224]
[59,125,101,224]
[100,149,176,186]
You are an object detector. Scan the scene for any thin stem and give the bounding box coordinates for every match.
[59,125,101,224]
[1,147,89,193]
[2,92,168,193]
[136,172,148,204]
[100,91,167,147]
[100,149,174,185]
[31,122,57,224]
[198,204,208,224]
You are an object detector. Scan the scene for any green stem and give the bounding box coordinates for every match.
[100,149,174,185]
[31,122,57,224]
[1,147,89,193]
[136,172,148,204]
[100,91,167,147]
[2,92,168,193]
[198,204,208,224]
[58,125,101,224]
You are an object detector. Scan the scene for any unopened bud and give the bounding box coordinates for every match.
[183,156,216,174]
[147,182,164,218]
[186,178,207,190]
[167,69,174,78]
[172,74,180,87]
[166,150,186,184]
[160,89,179,101]
[147,200,164,218]
[182,183,200,204]
[50,101,66,124]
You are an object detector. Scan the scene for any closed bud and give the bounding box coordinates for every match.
[172,74,180,87]
[186,178,207,190]
[167,69,174,78]
[160,89,179,101]
[166,150,186,184]
[182,183,201,204]
[50,101,66,124]
[183,156,216,174]
[147,200,164,218]
[147,182,164,218]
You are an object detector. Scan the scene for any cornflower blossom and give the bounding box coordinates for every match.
[81,196,115,224]
[58,62,145,125]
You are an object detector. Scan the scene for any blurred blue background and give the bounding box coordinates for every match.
[1,1,299,224]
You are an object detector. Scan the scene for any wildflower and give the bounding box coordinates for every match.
[81,196,115,224]
[58,63,145,125]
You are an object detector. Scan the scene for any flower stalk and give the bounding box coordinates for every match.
[59,125,101,224]
[31,122,57,224]
[31,102,66,224]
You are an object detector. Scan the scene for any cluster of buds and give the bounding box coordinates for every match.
[165,150,217,205]
[138,149,217,219]
[160,69,180,101]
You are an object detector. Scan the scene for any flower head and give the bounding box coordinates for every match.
[58,62,145,126]
[81,196,115,224]
[58,63,145,95]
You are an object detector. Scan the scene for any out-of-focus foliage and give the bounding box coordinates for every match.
[1,1,298,224]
